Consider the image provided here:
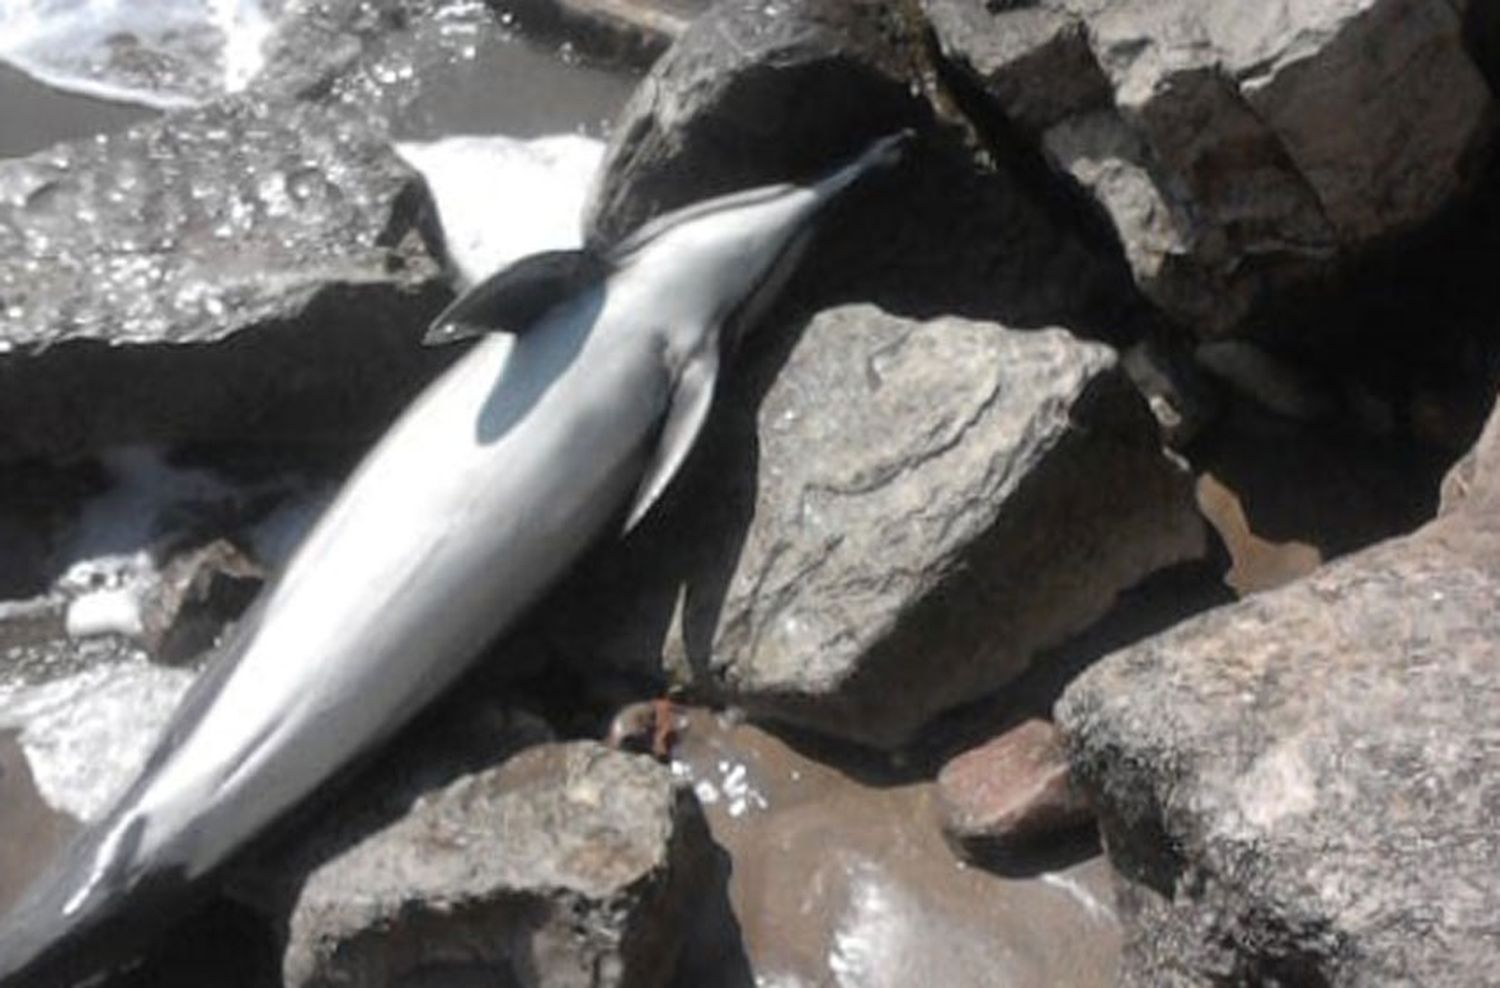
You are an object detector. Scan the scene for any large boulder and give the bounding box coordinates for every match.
[584,0,1142,331]
[542,304,1204,749]
[926,0,1496,335]
[1056,399,1500,985]
[0,96,450,461]
[245,741,712,988]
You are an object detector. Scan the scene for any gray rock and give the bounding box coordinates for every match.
[543,304,1204,749]
[923,0,1112,133]
[251,741,710,988]
[498,0,710,65]
[1057,497,1500,985]
[0,96,450,461]
[255,0,636,141]
[584,0,933,245]
[931,0,1495,334]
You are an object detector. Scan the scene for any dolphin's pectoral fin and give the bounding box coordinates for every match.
[425,248,610,345]
[624,342,721,534]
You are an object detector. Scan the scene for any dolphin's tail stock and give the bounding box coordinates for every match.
[0,802,194,987]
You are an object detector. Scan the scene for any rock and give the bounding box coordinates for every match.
[248,741,711,988]
[584,0,934,245]
[936,718,1093,857]
[543,304,1204,749]
[1057,489,1500,986]
[498,0,710,65]
[1194,473,1321,596]
[136,540,263,665]
[585,0,1147,333]
[0,655,195,823]
[1441,393,1500,514]
[0,96,450,462]
[930,0,1495,334]
[923,0,1112,133]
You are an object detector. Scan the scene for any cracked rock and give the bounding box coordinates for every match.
[542,304,1204,749]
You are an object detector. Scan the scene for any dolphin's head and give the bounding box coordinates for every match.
[606,131,915,354]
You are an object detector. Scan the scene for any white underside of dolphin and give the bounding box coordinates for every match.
[0,129,910,986]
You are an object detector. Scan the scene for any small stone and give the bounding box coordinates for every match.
[937,718,1092,857]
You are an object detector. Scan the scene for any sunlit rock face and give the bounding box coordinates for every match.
[927,0,1495,335]
[1058,429,1500,986]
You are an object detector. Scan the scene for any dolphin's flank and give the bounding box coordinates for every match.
[0,130,912,987]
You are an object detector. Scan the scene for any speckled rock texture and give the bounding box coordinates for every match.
[542,304,1204,749]
[1057,423,1500,985]
[0,96,449,461]
[245,741,710,988]
[926,0,1496,335]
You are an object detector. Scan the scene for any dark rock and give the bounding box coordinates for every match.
[584,0,935,245]
[923,0,1112,133]
[542,304,1204,749]
[0,96,450,461]
[245,741,711,988]
[1057,472,1500,985]
[255,0,637,141]
[929,0,1495,335]
[497,0,710,66]
[936,718,1093,857]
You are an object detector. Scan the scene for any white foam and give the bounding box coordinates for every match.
[64,587,144,639]
[0,0,274,109]
[395,133,603,288]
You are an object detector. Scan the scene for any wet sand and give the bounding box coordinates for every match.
[0,63,158,160]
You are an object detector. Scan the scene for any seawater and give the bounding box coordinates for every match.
[0,0,277,108]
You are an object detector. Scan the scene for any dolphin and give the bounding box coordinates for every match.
[0,129,911,986]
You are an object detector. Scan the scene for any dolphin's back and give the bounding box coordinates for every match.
[0,288,668,987]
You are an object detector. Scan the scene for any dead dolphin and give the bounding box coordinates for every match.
[0,129,911,986]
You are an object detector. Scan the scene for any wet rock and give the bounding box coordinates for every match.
[545,304,1204,749]
[0,95,450,462]
[499,0,710,65]
[584,0,934,245]
[254,0,637,141]
[249,741,710,988]
[931,0,1495,334]
[1057,489,1500,986]
[937,718,1092,858]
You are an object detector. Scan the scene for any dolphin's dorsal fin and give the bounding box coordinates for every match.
[623,341,721,533]
[424,248,609,345]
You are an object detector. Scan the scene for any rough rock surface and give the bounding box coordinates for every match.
[585,0,1146,341]
[1057,451,1500,984]
[249,741,710,988]
[937,718,1093,857]
[584,0,934,245]
[544,304,1203,749]
[0,96,449,461]
[927,0,1495,334]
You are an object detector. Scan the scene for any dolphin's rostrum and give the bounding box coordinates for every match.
[0,129,911,986]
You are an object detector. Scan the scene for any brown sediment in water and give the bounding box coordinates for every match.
[669,710,1121,988]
